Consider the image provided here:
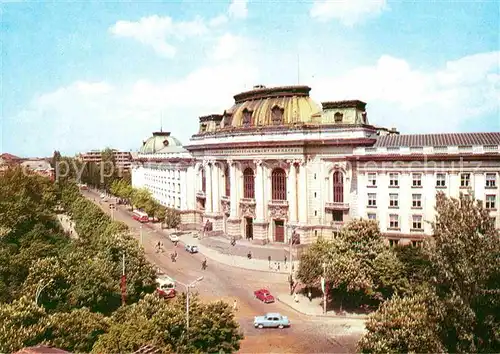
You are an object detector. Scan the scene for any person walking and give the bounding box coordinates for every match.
[160,242,164,253]
[294,293,299,303]
[202,258,207,270]
[247,251,252,260]
[284,254,287,264]
[268,255,272,269]
[233,299,238,312]
[308,289,312,302]
[156,241,161,253]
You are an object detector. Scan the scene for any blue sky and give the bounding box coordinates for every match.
[1,0,499,157]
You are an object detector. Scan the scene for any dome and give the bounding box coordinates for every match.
[224,85,321,127]
[139,132,184,154]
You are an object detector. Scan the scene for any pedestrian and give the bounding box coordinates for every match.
[277,262,280,271]
[284,254,287,264]
[268,255,271,269]
[160,242,164,253]
[294,293,299,303]
[308,289,312,302]
[202,258,207,270]
[247,251,252,260]
[233,299,238,311]
[156,241,161,253]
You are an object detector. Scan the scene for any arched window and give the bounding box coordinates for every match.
[334,112,343,123]
[242,108,252,127]
[243,168,255,199]
[333,171,343,203]
[225,166,230,197]
[201,168,206,193]
[271,105,284,125]
[272,168,287,200]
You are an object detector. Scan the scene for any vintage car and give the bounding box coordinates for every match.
[168,233,180,242]
[185,244,198,253]
[254,289,275,303]
[156,275,176,299]
[254,313,290,329]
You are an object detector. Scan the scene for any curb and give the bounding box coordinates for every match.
[276,296,369,320]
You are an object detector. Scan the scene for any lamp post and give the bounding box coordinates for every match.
[177,276,204,329]
[322,262,327,315]
[35,279,53,305]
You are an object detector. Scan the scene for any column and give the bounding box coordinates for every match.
[205,162,213,213]
[212,162,221,213]
[229,160,238,217]
[298,160,308,223]
[254,159,265,221]
[287,161,298,223]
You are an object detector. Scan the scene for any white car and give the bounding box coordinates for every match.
[169,234,180,242]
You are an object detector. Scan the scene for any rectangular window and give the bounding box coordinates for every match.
[332,210,343,222]
[389,193,399,207]
[486,195,496,209]
[368,193,377,207]
[412,215,423,230]
[486,173,497,188]
[389,214,399,229]
[367,213,377,220]
[412,194,422,208]
[412,173,422,187]
[389,239,399,247]
[389,173,399,187]
[461,173,471,187]
[368,173,377,187]
[436,173,446,187]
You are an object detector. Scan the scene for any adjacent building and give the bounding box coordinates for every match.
[79,149,133,170]
[132,85,500,247]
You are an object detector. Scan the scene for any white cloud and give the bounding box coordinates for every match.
[310,51,500,132]
[228,0,248,19]
[209,14,228,27]
[310,0,387,25]
[211,33,251,61]
[110,15,208,57]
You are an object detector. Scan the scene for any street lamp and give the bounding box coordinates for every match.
[177,276,204,329]
[35,279,53,305]
[322,262,327,315]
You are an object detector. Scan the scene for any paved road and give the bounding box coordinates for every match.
[83,190,363,353]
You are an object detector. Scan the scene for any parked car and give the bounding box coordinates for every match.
[185,244,198,253]
[254,289,275,303]
[254,313,290,329]
[169,234,180,242]
[156,275,176,299]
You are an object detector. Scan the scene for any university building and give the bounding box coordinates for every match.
[131,85,500,246]
[78,149,133,170]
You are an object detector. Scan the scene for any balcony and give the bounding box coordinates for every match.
[196,191,206,199]
[239,198,256,206]
[325,202,350,211]
[268,199,289,207]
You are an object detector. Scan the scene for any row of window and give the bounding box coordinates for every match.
[368,172,497,188]
[368,193,497,210]
[367,213,424,231]
[144,169,181,180]
[146,183,181,194]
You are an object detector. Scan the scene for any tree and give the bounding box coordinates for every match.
[92,293,243,354]
[425,192,500,352]
[131,188,152,211]
[0,296,48,353]
[43,308,109,352]
[164,208,180,229]
[358,289,445,353]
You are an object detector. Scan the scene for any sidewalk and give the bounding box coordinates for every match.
[275,292,368,320]
[57,214,79,239]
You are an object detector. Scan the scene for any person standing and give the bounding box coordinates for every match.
[308,289,312,302]
[284,254,287,264]
[233,299,238,312]
[268,255,272,269]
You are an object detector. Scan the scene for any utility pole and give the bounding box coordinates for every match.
[322,262,327,315]
[177,276,204,330]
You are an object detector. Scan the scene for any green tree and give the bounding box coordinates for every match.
[43,308,109,352]
[358,289,445,353]
[92,293,243,354]
[0,296,48,353]
[164,208,180,229]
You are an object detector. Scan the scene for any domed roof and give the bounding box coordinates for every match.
[224,85,321,127]
[139,132,183,154]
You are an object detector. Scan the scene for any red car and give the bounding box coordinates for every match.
[254,289,275,303]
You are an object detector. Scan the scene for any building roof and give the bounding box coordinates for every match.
[14,346,70,354]
[373,132,500,148]
[224,85,321,127]
[0,153,22,161]
[21,159,53,171]
[139,131,185,154]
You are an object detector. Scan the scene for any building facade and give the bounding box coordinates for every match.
[132,85,500,246]
[79,149,133,170]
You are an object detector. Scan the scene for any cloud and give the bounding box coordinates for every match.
[211,33,251,61]
[109,15,208,57]
[228,0,248,19]
[8,59,260,156]
[310,0,387,25]
[209,14,228,27]
[310,51,500,132]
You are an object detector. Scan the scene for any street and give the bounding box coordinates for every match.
[82,190,363,353]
